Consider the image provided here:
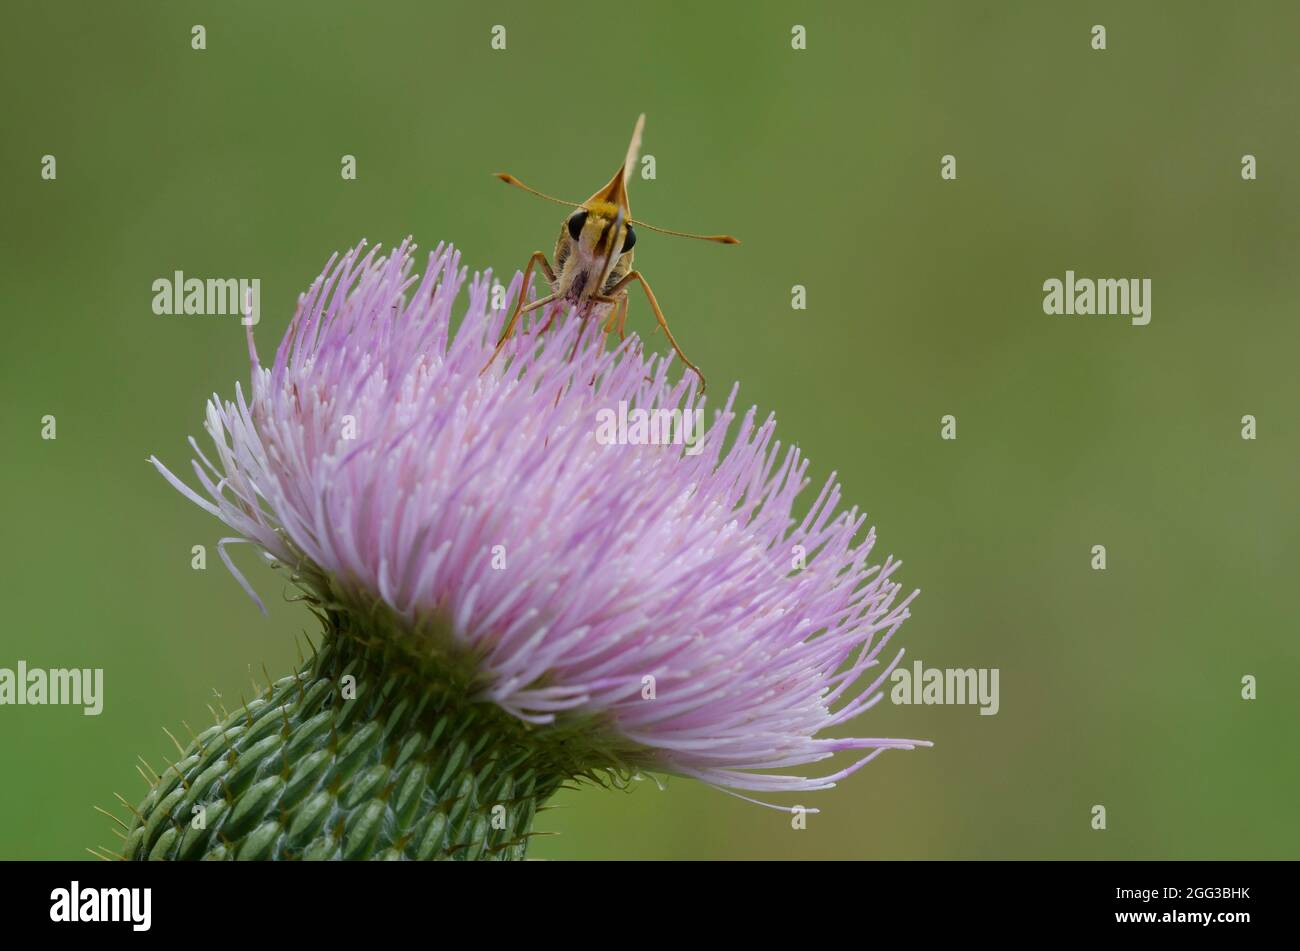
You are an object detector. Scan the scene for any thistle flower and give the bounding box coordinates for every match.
[130,238,924,860]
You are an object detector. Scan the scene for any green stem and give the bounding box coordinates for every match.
[125,623,569,860]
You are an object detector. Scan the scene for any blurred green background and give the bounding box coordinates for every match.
[2,1,1297,859]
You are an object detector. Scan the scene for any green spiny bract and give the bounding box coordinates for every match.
[122,607,645,861]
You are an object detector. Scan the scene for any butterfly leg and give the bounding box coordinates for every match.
[616,294,629,341]
[598,271,705,394]
[481,251,557,374]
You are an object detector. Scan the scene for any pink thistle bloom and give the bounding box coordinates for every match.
[151,238,926,802]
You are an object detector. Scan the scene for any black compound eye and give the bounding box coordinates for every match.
[567,211,588,241]
[621,224,636,253]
